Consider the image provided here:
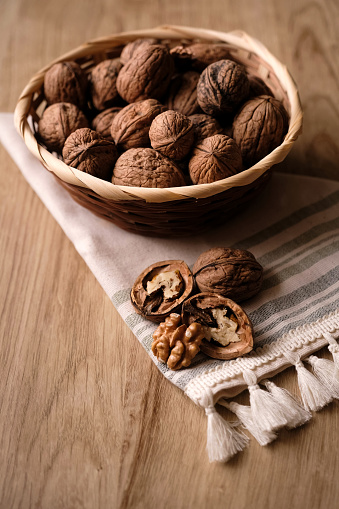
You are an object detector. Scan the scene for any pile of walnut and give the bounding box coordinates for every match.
[38,40,289,187]
[130,247,263,370]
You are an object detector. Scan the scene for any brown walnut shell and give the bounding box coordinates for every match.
[170,43,232,72]
[197,60,250,117]
[149,110,195,160]
[112,147,186,188]
[44,61,88,108]
[232,95,289,167]
[92,107,122,139]
[248,75,273,98]
[181,293,253,360]
[111,99,167,150]
[38,102,89,153]
[62,128,118,181]
[188,134,242,184]
[131,260,194,323]
[188,113,223,143]
[120,38,158,65]
[90,59,123,110]
[116,44,174,103]
[193,247,263,301]
[165,71,201,116]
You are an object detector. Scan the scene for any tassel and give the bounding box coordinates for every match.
[284,351,333,411]
[199,388,249,463]
[306,355,339,399]
[219,399,277,446]
[243,369,288,432]
[261,379,311,429]
[323,332,339,371]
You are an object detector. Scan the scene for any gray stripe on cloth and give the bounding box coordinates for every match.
[111,289,131,307]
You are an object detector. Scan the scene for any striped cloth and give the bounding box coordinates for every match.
[1,112,338,393]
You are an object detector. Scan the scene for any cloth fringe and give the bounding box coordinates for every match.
[306,355,339,399]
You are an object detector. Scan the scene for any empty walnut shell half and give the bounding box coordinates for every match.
[130,260,194,323]
[193,247,263,302]
[197,59,250,117]
[181,293,253,360]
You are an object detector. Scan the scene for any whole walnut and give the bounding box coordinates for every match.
[112,148,186,188]
[120,38,158,65]
[62,128,118,181]
[116,44,174,103]
[44,61,88,108]
[170,43,232,72]
[188,134,242,184]
[38,102,89,153]
[188,113,223,143]
[165,71,201,116]
[149,110,195,161]
[111,99,167,150]
[232,95,289,167]
[92,107,122,139]
[90,59,123,110]
[248,75,273,98]
[197,60,250,117]
[193,247,263,302]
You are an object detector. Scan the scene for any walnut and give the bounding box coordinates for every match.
[111,99,166,150]
[130,260,194,322]
[197,60,250,117]
[112,148,186,188]
[170,43,232,72]
[248,75,273,98]
[91,107,122,139]
[188,134,242,184]
[149,110,195,160]
[43,61,88,108]
[120,38,158,65]
[152,313,204,370]
[232,95,289,167]
[181,293,253,360]
[38,102,89,153]
[165,71,201,116]
[188,113,223,143]
[89,59,123,111]
[62,128,118,181]
[193,247,263,301]
[116,44,174,103]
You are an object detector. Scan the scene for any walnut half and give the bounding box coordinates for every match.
[152,313,205,370]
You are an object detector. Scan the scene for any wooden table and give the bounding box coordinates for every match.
[1,1,338,508]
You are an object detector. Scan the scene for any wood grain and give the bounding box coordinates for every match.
[0,1,338,508]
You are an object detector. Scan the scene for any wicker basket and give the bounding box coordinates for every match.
[14,25,303,237]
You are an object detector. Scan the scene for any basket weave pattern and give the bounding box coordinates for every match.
[14,25,303,237]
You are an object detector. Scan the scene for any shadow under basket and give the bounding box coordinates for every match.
[14,25,303,238]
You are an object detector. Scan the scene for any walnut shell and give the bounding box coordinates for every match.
[120,38,158,65]
[91,107,122,139]
[193,247,263,301]
[170,43,232,72]
[181,293,253,360]
[44,61,88,108]
[130,260,194,322]
[111,99,167,150]
[90,59,123,110]
[116,44,174,103]
[62,128,118,181]
[197,60,250,116]
[188,134,242,184]
[38,102,89,153]
[165,71,201,116]
[248,75,273,98]
[232,95,289,167]
[188,114,223,143]
[112,148,186,188]
[149,110,195,160]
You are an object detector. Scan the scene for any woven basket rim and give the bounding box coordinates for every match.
[14,24,303,203]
